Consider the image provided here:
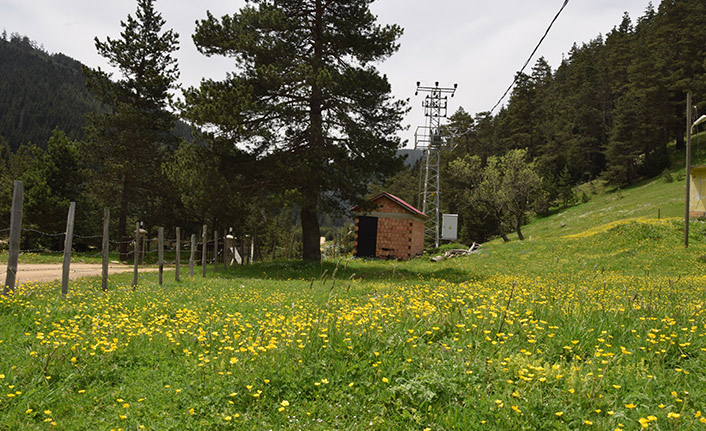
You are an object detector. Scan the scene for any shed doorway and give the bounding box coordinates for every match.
[356,216,378,257]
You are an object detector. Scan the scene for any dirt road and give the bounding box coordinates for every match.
[8,263,158,284]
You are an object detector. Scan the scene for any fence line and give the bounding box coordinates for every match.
[3,182,254,296]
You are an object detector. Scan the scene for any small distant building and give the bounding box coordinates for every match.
[689,165,706,218]
[351,192,428,260]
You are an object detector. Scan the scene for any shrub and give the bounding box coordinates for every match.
[662,168,674,183]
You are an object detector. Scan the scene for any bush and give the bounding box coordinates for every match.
[662,168,674,183]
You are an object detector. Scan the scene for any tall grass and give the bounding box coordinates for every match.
[1,218,706,430]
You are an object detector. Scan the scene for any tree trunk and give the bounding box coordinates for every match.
[118,175,130,240]
[497,222,510,243]
[301,205,321,261]
[516,215,525,241]
[299,0,324,263]
[676,119,685,151]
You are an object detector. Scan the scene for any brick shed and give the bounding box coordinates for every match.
[351,192,428,260]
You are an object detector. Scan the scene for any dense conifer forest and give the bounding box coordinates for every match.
[0,32,101,151]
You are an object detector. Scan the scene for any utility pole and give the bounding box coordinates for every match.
[414,81,457,248]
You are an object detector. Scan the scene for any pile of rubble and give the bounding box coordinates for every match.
[430,242,481,262]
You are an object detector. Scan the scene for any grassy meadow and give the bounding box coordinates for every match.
[2,174,706,429]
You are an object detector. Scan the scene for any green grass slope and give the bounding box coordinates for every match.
[522,136,706,240]
[525,175,683,241]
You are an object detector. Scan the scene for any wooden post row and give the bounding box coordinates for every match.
[3,180,23,294]
[189,234,196,277]
[213,229,218,272]
[223,229,227,266]
[61,202,76,296]
[250,235,255,264]
[685,91,692,248]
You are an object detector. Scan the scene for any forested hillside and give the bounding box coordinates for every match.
[445,2,706,186]
[432,0,706,244]
[0,33,101,151]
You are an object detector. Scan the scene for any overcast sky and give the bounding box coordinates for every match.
[2,0,654,146]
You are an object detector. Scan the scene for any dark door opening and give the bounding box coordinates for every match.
[356,216,378,257]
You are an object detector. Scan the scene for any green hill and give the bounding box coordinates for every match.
[0,33,198,151]
[2,207,705,429]
[0,34,102,150]
[513,135,706,242]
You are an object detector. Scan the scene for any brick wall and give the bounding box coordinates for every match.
[410,218,425,257]
[353,195,426,260]
[375,196,407,214]
[375,217,405,259]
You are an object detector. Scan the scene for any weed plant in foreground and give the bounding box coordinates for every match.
[1,219,706,430]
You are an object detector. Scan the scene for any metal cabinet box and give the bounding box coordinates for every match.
[441,214,458,241]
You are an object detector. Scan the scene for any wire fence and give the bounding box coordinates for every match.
[1,226,231,258]
[2,180,312,295]
[2,215,248,295]
[2,231,232,267]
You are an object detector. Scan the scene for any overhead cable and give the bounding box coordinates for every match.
[490,0,570,113]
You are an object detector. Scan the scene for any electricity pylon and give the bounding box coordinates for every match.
[414,81,457,248]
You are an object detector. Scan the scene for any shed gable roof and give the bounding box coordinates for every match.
[351,192,428,219]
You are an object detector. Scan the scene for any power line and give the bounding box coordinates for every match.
[490,0,570,113]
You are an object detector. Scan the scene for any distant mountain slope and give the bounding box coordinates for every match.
[0,34,102,150]
[0,33,197,151]
[397,148,423,167]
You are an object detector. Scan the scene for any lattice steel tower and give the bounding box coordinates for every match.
[414,81,457,248]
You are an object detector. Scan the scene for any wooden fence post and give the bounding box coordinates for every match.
[201,225,207,277]
[213,229,218,272]
[133,222,139,289]
[3,180,23,294]
[141,229,146,264]
[243,237,248,265]
[223,229,228,266]
[250,235,255,264]
[158,227,164,286]
[61,202,76,296]
[101,208,110,291]
[175,227,181,282]
[189,234,196,276]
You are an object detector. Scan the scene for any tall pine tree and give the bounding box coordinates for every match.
[183,0,407,261]
[83,0,180,242]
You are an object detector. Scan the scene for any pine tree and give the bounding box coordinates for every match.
[183,0,407,261]
[650,0,706,149]
[83,0,179,241]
